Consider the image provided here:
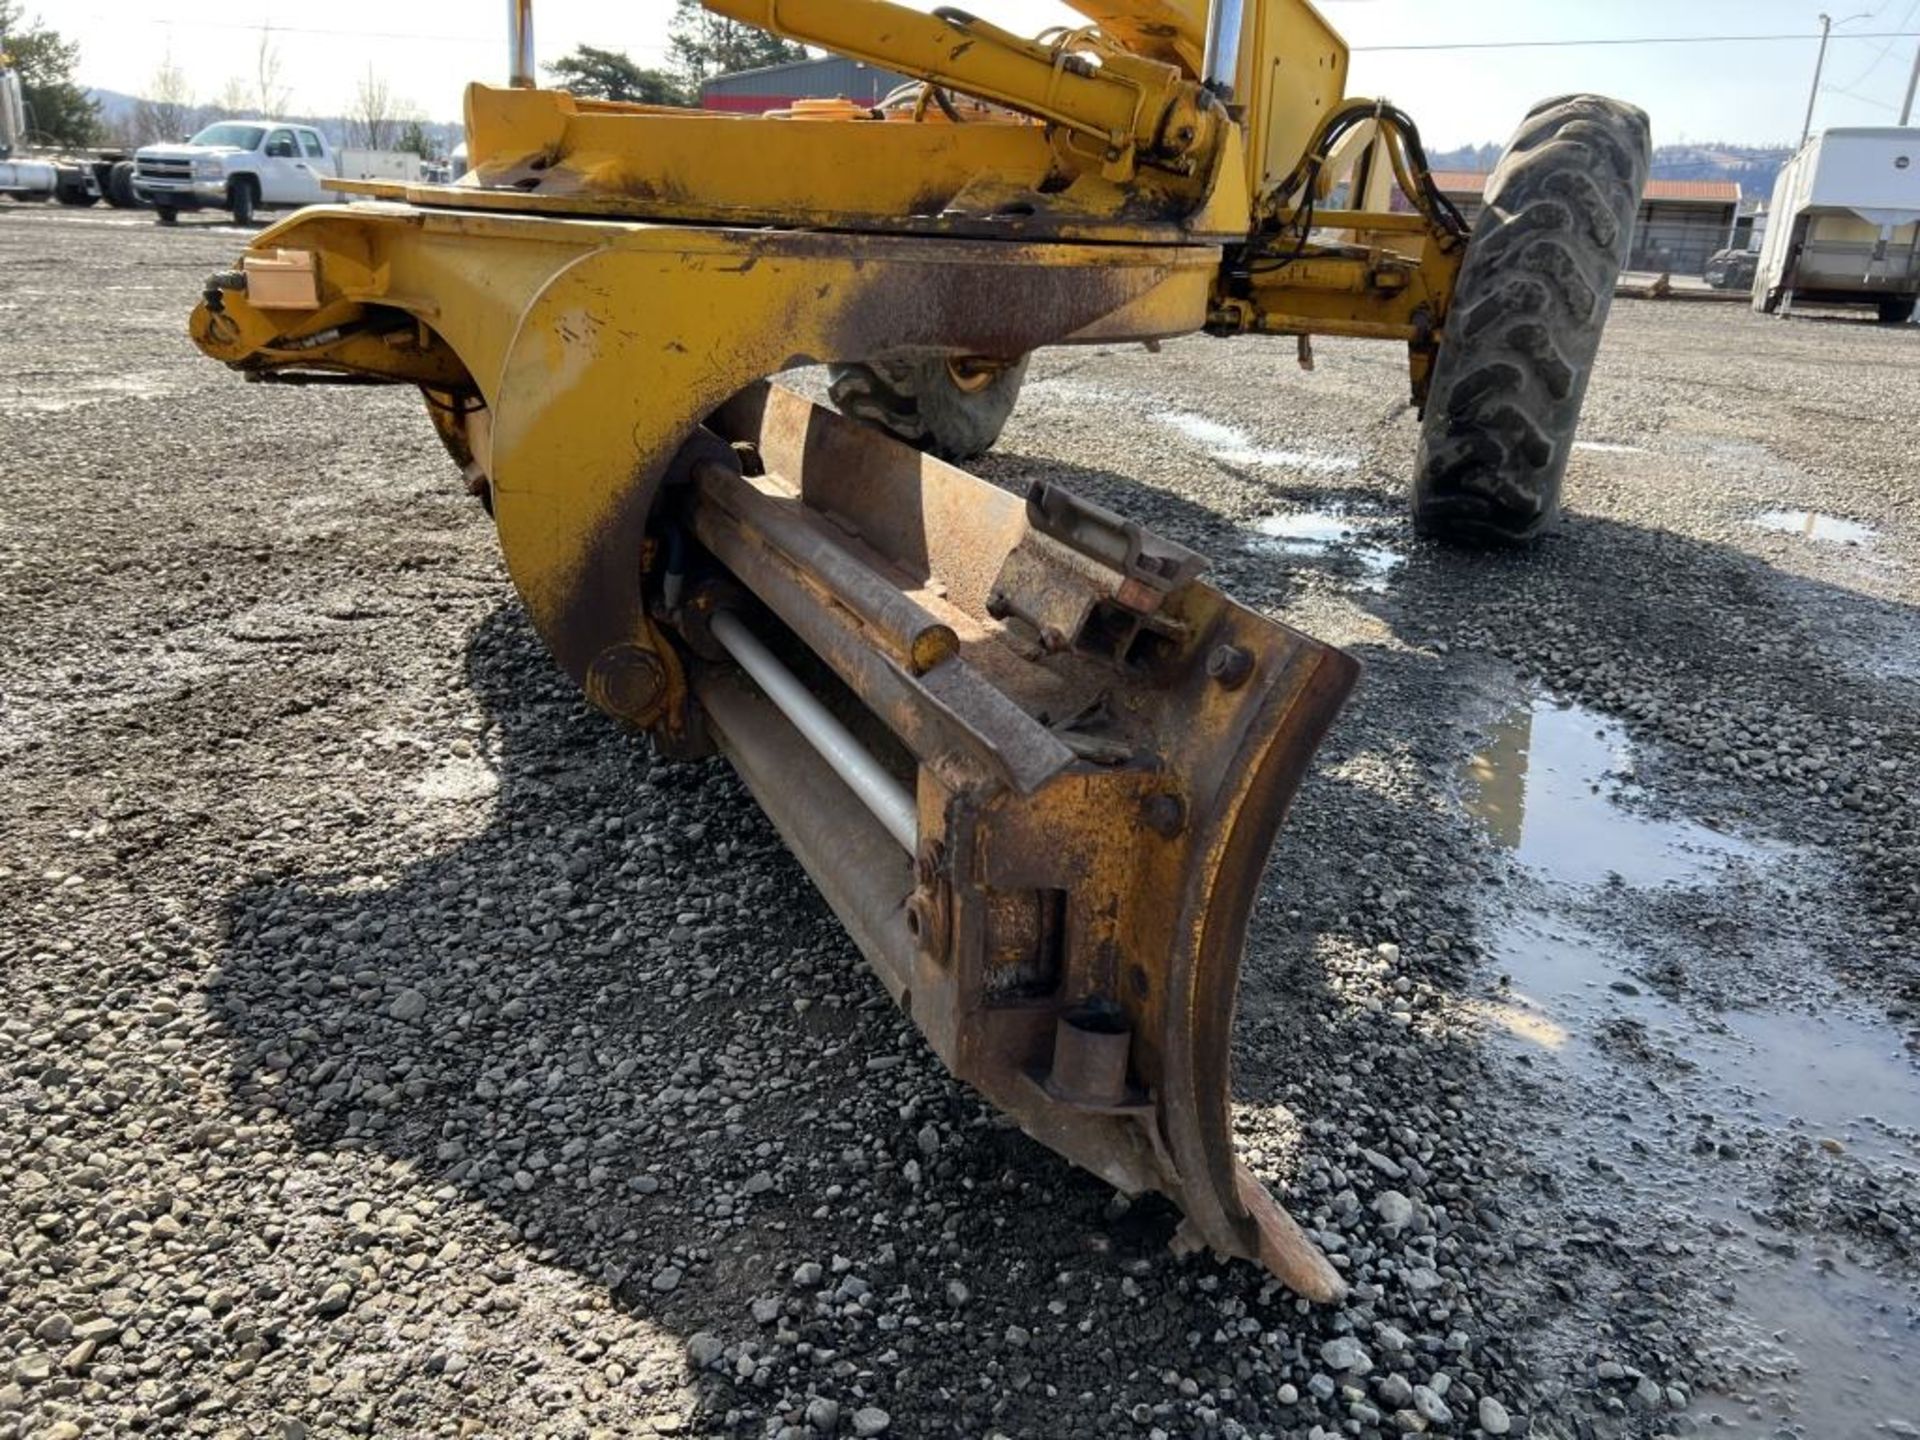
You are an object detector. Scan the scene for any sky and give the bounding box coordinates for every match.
[48,0,1920,147]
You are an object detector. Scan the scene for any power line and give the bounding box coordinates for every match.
[76,13,677,62]
[80,15,1920,55]
[1352,30,1920,53]
[75,14,1920,76]
[76,15,500,45]
[1825,84,1904,110]
[1828,0,1920,86]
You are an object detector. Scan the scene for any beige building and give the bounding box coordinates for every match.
[1430,171,1743,277]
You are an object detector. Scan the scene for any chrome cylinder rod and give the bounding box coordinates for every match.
[709,611,918,853]
[1202,0,1248,98]
[509,0,536,88]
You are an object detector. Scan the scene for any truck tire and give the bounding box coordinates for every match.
[1878,297,1916,325]
[1412,95,1651,544]
[229,177,258,226]
[105,161,139,209]
[54,178,97,206]
[828,352,1030,463]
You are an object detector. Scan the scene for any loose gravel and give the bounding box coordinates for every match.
[2,205,1916,1440]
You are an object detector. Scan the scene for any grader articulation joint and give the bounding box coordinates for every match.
[186,0,1650,1299]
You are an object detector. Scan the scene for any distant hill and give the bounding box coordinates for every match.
[1430,142,1503,175]
[1647,142,1792,200]
[1430,141,1793,202]
[87,88,141,130]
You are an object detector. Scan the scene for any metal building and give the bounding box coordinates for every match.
[700,56,915,113]
[1430,172,1744,277]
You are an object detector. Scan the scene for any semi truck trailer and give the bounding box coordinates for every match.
[0,60,139,208]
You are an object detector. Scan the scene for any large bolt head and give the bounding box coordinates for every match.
[586,643,669,726]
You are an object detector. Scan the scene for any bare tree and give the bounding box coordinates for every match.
[349,66,401,150]
[212,76,253,118]
[130,53,196,144]
[253,27,291,116]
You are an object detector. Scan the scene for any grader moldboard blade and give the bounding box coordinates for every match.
[179,0,1389,1299]
[679,384,1358,1302]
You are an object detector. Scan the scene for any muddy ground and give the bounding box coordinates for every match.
[1,206,1915,1440]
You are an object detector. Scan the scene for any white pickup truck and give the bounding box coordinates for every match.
[133,120,337,225]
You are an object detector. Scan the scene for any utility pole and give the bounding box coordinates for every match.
[1802,12,1876,147]
[1901,38,1919,124]
[1801,13,1835,150]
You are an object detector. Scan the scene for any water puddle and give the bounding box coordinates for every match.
[1482,909,1920,1432]
[1458,698,1763,887]
[1753,510,1877,546]
[1457,683,1920,1430]
[1730,1007,1920,1150]
[1484,913,1920,1157]
[1256,512,1365,546]
[1246,510,1404,590]
[1869,638,1920,682]
[1154,410,1360,474]
[1691,1258,1920,1435]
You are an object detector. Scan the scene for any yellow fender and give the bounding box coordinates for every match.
[483,227,1218,724]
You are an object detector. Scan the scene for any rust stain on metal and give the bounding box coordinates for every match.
[689,383,1359,1298]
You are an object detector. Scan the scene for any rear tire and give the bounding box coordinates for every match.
[829,351,1030,463]
[1877,297,1915,325]
[228,178,257,226]
[1412,95,1651,544]
[155,205,179,225]
[54,180,97,206]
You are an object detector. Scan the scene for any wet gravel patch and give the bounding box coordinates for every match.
[1,205,1916,1439]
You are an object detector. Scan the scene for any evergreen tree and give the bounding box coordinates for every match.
[396,119,433,158]
[546,45,688,106]
[668,1,807,87]
[0,0,98,147]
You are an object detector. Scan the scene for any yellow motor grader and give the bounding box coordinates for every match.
[187,0,1649,1301]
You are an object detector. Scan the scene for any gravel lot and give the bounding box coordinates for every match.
[2,205,1916,1440]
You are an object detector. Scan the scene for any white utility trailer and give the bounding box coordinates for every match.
[1754,127,1920,323]
[335,149,425,184]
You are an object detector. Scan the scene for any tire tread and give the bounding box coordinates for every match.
[1413,95,1651,544]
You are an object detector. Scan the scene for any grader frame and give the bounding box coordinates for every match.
[185,0,1644,1301]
